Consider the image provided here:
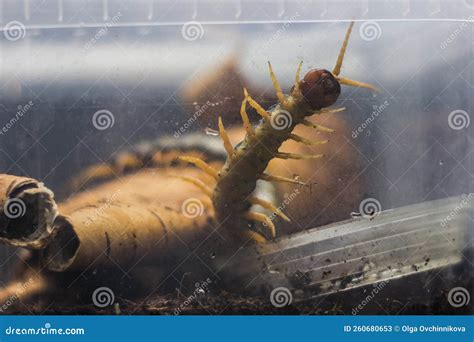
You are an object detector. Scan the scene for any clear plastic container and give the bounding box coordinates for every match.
[0,0,472,314]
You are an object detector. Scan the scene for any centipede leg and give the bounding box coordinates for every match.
[302,119,335,133]
[177,156,219,179]
[171,175,213,197]
[316,107,346,115]
[259,173,306,186]
[275,152,324,160]
[249,197,290,222]
[241,230,267,245]
[240,95,254,137]
[267,61,287,106]
[244,211,276,239]
[244,88,270,121]
[218,117,234,159]
[289,133,329,146]
[293,60,303,92]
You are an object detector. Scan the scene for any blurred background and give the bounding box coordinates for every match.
[0,0,472,283]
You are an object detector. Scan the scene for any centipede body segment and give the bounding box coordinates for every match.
[179,22,377,242]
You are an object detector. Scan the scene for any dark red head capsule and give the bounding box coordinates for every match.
[299,69,341,110]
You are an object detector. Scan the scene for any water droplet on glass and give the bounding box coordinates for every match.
[205,127,219,136]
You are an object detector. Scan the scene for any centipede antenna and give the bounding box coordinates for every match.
[240,96,254,137]
[171,175,213,197]
[267,61,287,106]
[249,197,290,222]
[244,211,276,239]
[289,133,329,146]
[337,77,380,93]
[259,173,306,186]
[275,152,324,160]
[218,116,234,159]
[302,119,335,133]
[177,156,219,179]
[244,88,270,121]
[332,21,354,76]
[293,60,304,92]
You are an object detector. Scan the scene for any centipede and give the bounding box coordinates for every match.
[177,22,378,243]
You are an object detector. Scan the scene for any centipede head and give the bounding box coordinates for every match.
[299,69,341,110]
[296,22,378,110]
